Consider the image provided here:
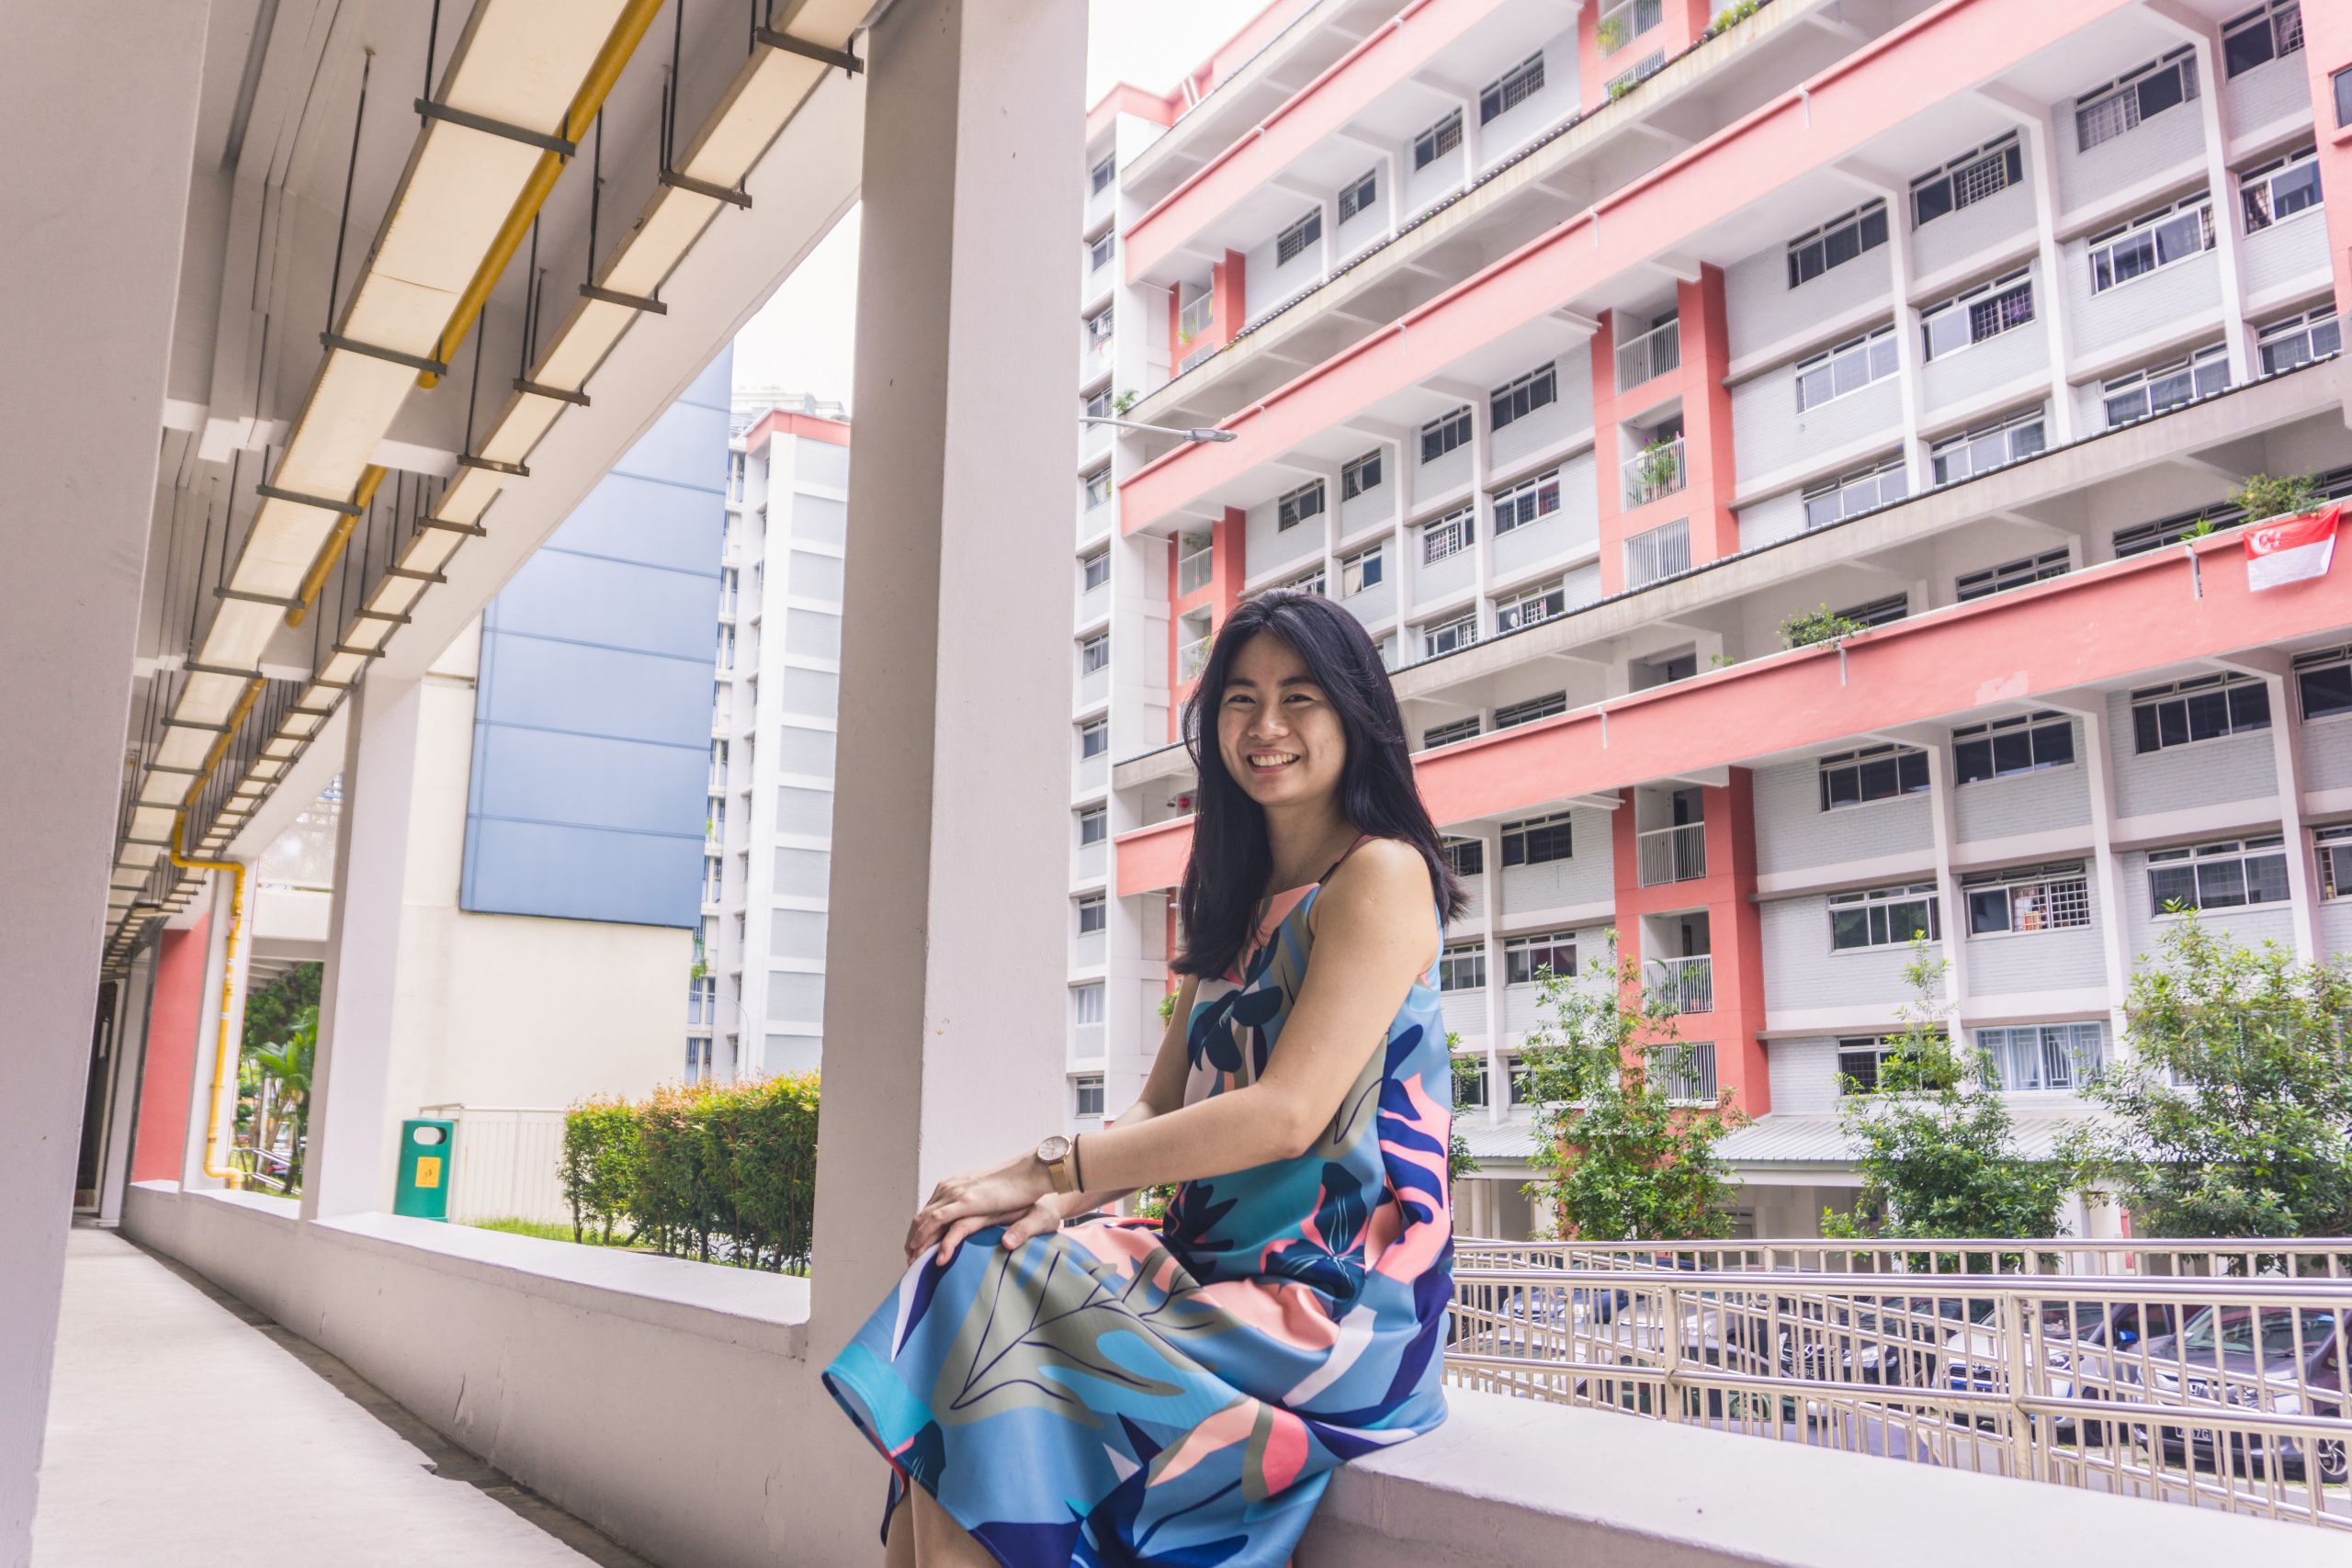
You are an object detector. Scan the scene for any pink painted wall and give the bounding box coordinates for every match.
[130,916,207,1185]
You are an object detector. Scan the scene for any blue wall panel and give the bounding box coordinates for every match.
[460,350,730,927]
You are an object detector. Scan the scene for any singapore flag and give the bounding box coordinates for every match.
[2244,505,2339,592]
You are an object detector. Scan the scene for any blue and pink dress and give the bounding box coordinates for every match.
[823,835,1454,1564]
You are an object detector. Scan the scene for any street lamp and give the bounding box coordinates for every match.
[1081,416,1236,443]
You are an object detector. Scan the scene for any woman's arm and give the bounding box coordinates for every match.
[910,843,1435,1260]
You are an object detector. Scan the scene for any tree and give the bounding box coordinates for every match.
[2227,471,2322,526]
[245,1004,317,1190]
[1823,942,2073,1250]
[1447,1036,1481,1183]
[2068,914,2352,1241]
[1518,933,1747,1241]
[1779,604,1866,649]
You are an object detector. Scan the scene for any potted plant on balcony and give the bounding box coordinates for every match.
[1634,436,1681,498]
[1596,14,1626,53]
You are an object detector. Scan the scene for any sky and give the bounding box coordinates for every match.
[729,0,1276,409]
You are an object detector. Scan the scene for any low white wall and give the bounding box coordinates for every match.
[126,1183,2342,1568]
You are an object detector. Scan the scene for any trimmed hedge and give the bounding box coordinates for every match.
[560,1073,820,1271]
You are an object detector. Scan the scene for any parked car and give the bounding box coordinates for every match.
[2121,1305,2347,1483]
[1944,1299,2182,1438]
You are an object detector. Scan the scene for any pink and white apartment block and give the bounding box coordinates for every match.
[1067,0,2352,1237]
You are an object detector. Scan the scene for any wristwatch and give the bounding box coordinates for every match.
[1036,1134,1080,1196]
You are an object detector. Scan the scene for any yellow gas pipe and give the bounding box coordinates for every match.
[284,464,388,627]
[168,674,265,1186]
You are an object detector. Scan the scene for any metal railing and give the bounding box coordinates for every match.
[1623,436,1688,507]
[1177,635,1211,684]
[1615,318,1681,391]
[1177,536,1214,594]
[1596,0,1663,57]
[1635,821,1705,886]
[1623,516,1690,587]
[1452,1237,2352,1280]
[1648,953,1713,1013]
[1178,291,1214,347]
[1446,1264,2352,1530]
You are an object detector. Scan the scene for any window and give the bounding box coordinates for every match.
[2113,509,2210,558]
[1505,931,1577,984]
[1420,405,1473,464]
[1424,716,1482,750]
[1479,52,1544,124]
[1505,1053,1534,1106]
[1341,450,1382,501]
[1837,593,1910,629]
[1275,479,1325,532]
[1340,542,1384,596]
[1982,1022,2104,1092]
[1803,456,1909,530]
[1085,306,1114,346]
[2295,644,2352,721]
[2088,197,2213,294]
[729,450,745,500]
[1276,208,1322,267]
[2222,2,2302,78]
[2242,144,2322,233]
[1838,1037,1897,1095]
[1502,811,1574,866]
[1077,893,1106,934]
[2107,345,2229,430]
[1965,862,2090,935]
[1082,549,1110,591]
[1082,387,1113,422]
[1493,691,1566,729]
[1785,201,1888,288]
[1090,152,1114,194]
[1078,805,1106,846]
[1438,941,1487,991]
[2316,823,2352,899]
[1084,467,1112,508]
[1339,168,1377,224]
[2130,672,2270,752]
[1829,882,1940,951]
[1441,837,1486,877]
[1489,363,1557,432]
[1490,469,1561,536]
[1910,132,2024,229]
[1954,711,2075,784]
[2338,67,2352,130]
[1794,326,1898,412]
[1957,547,2069,602]
[2149,837,2290,915]
[1423,612,1477,657]
[2075,49,2199,152]
[1277,566,1327,598]
[1922,268,2035,359]
[1078,716,1108,759]
[1495,581,1566,633]
[1074,1076,1105,1117]
[2256,307,2342,375]
[1931,407,2047,485]
[1818,743,1929,810]
[718,624,736,670]
[1456,1054,1490,1109]
[1420,505,1474,563]
[1074,983,1105,1025]
[1413,109,1463,170]
[1079,632,1109,675]
[1088,231,1114,273]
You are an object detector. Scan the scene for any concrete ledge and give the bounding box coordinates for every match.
[1304,1390,2348,1567]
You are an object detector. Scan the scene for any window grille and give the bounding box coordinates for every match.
[1623,518,1690,586]
[1953,710,2075,783]
[2075,49,2198,152]
[1828,882,1940,951]
[1956,547,2069,602]
[2222,1,2302,79]
[1922,268,2035,359]
[1339,169,1376,223]
[1837,593,1910,629]
[1420,506,1474,563]
[1493,691,1566,729]
[1964,862,2090,934]
[1838,1037,1897,1095]
[1818,744,1929,810]
[1276,208,1322,266]
[2130,673,2270,752]
[1423,612,1478,657]
[1413,109,1463,171]
[1911,132,2024,228]
[1495,581,1566,632]
[1501,811,1573,866]
[1480,52,1545,123]
[1424,717,1482,750]
[1490,469,1561,536]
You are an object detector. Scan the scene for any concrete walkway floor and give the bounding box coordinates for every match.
[33,1225,651,1568]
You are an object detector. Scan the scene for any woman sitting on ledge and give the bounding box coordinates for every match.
[823,590,1467,1566]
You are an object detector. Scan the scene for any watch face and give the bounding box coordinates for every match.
[1037,1135,1071,1163]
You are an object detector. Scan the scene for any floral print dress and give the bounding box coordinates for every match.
[822,836,1453,1565]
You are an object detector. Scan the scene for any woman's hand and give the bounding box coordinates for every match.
[904,1149,1057,1265]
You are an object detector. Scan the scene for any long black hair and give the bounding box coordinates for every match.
[1172,591,1466,980]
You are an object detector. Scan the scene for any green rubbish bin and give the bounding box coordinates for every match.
[394,1118,455,1220]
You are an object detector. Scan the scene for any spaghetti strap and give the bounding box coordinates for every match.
[1317,830,1375,884]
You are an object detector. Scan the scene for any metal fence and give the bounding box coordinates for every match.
[1453,1237,2352,1279]
[1445,1259,2352,1530]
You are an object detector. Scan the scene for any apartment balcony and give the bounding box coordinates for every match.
[1177,536,1215,595]
[1646,952,1713,1014]
[1613,317,1680,392]
[1637,822,1706,886]
[1079,497,1114,546]
[1078,575,1109,626]
[1177,633,1211,684]
[1622,516,1690,591]
[1072,836,1105,886]
[1622,437,1686,509]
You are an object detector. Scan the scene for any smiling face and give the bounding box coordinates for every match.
[1216,631,1347,810]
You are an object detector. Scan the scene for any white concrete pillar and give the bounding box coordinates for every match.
[96,942,161,1227]
[178,866,255,1190]
[301,673,425,1221]
[806,0,1085,1376]
[0,6,208,1559]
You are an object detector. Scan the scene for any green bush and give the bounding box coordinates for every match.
[559,1074,821,1270]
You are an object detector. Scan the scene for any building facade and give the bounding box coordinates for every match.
[1078,0,2352,1235]
[692,397,853,1083]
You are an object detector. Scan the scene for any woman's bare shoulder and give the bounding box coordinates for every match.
[1310,837,1435,935]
